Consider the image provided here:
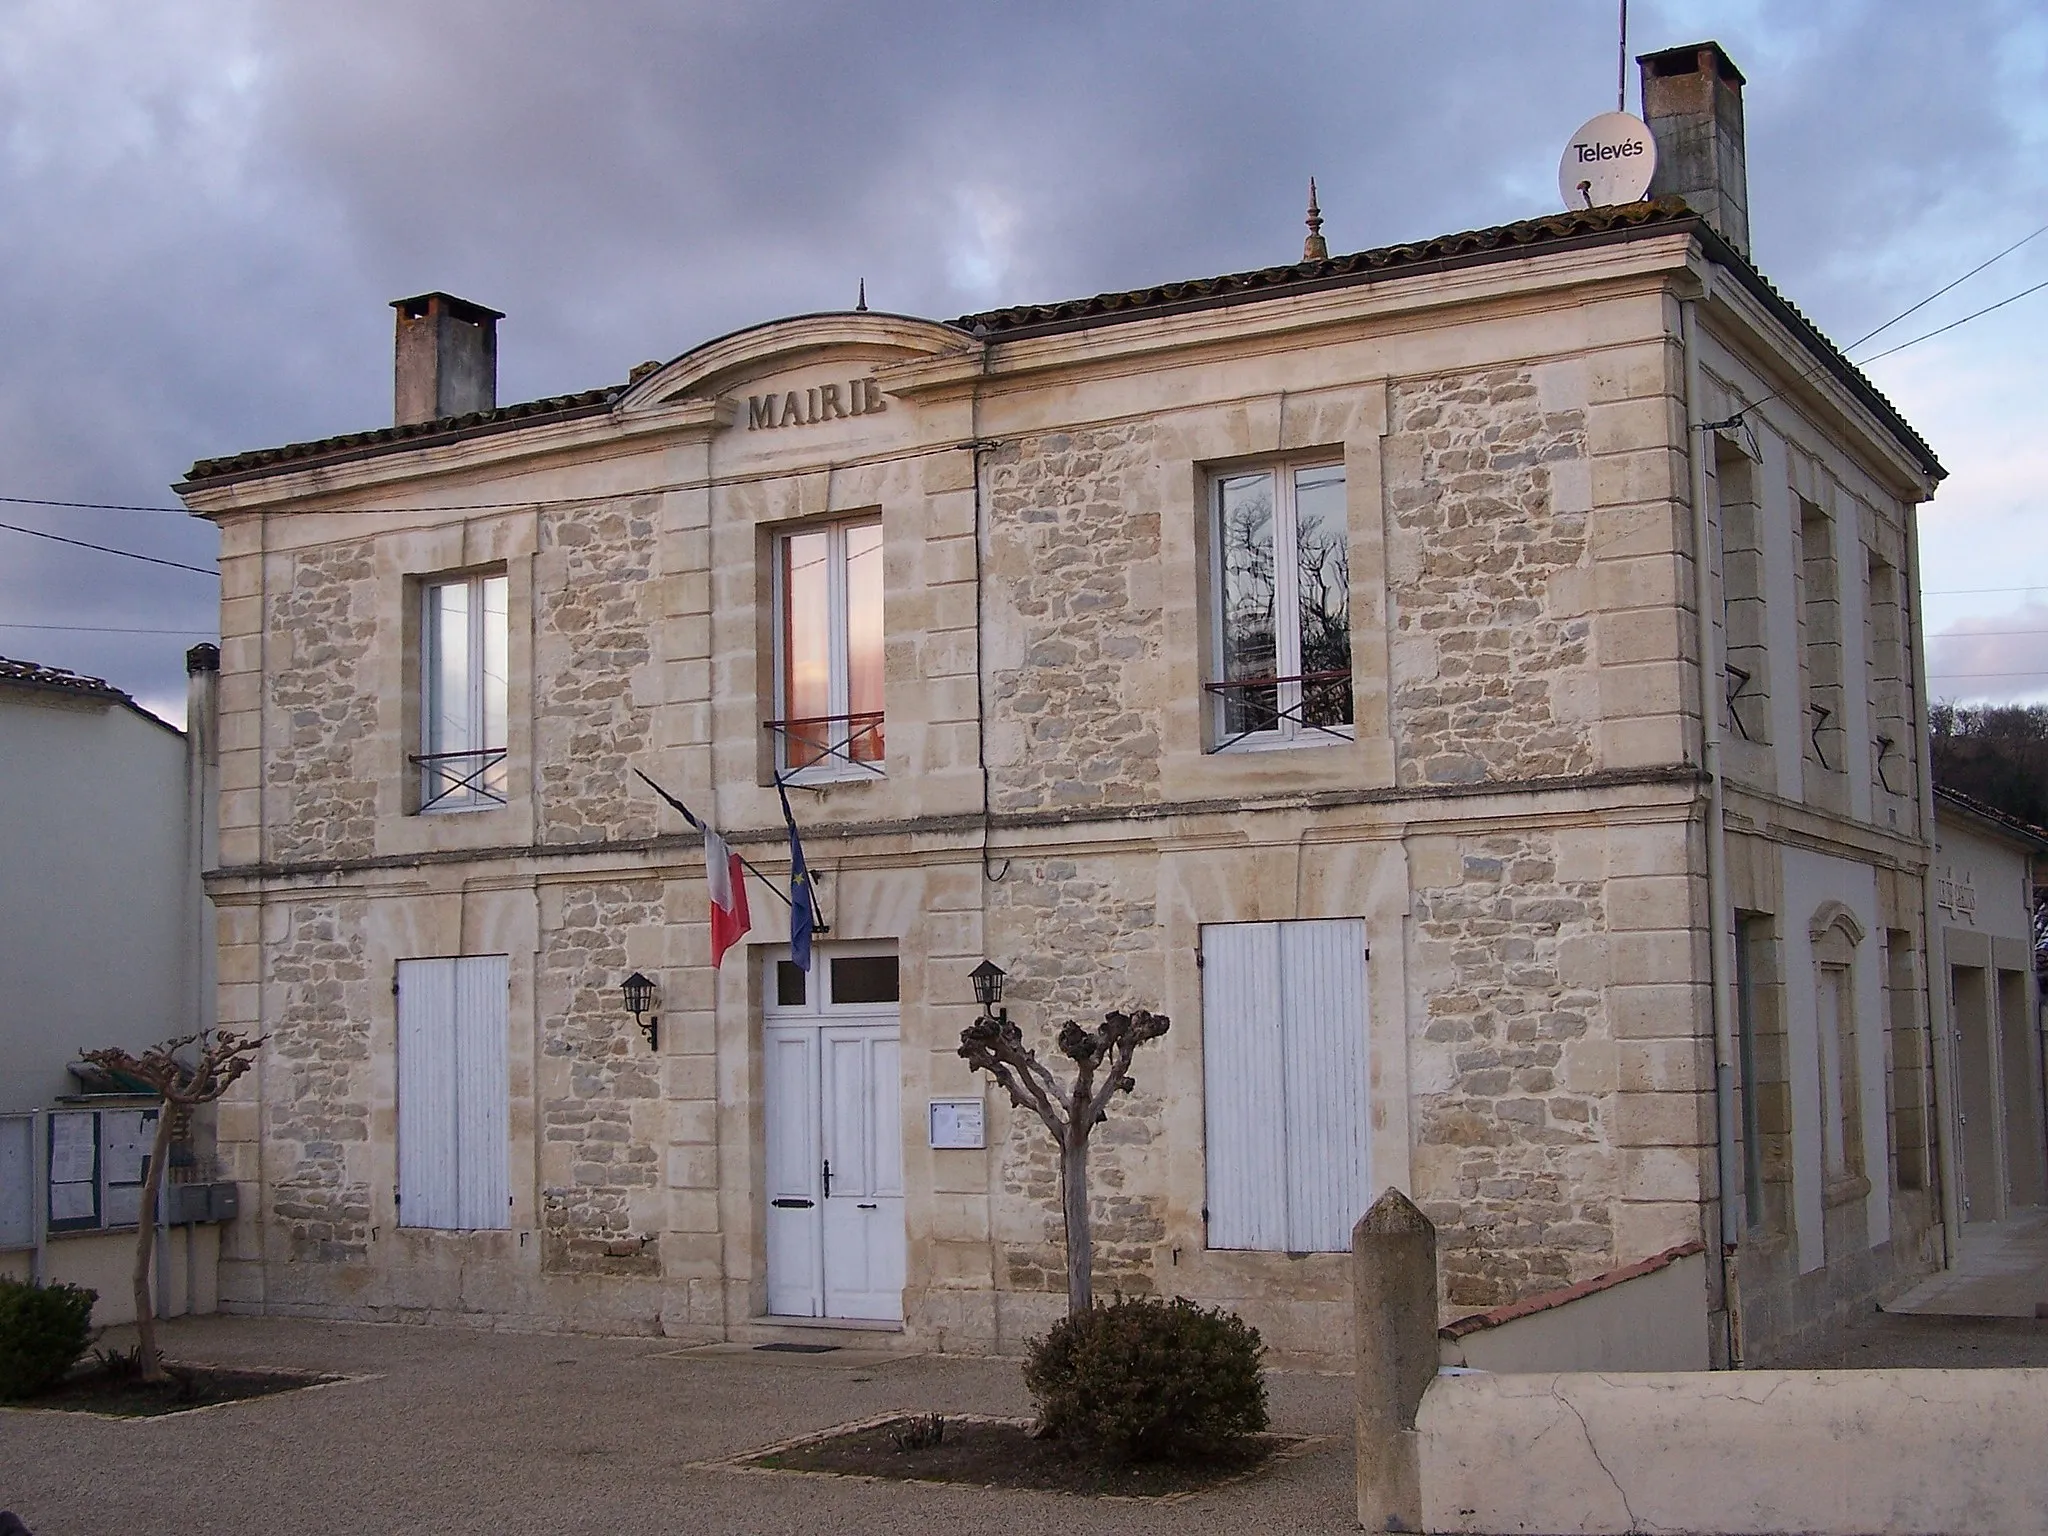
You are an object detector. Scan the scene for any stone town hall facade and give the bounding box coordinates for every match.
[180,46,1951,1362]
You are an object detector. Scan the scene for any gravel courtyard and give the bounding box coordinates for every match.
[8,1308,2045,1535]
[1,1315,1358,1536]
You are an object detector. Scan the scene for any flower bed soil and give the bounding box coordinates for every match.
[13,1362,339,1418]
[747,1414,1286,1498]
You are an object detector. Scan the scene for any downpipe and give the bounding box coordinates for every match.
[1682,293,1746,1366]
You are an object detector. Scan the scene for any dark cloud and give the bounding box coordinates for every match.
[2,0,2044,721]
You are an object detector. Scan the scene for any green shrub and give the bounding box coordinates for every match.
[1023,1295,1268,1462]
[0,1277,97,1400]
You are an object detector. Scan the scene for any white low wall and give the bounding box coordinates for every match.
[1419,1368,2048,1536]
[1439,1248,1710,1373]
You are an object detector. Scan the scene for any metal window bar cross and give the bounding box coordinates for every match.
[1725,663,1755,742]
[763,711,885,780]
[1809,703,1835,771]
[1204,670,1353,751]
[410,747,508,810]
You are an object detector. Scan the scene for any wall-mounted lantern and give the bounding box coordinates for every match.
[622,971,659,1050]
[970,960,1006,1020]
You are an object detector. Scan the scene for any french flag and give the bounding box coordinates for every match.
[705,828,751,967]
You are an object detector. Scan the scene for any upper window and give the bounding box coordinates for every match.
[418,572,508,812]
[1208,462,1352,750]
[773,517,884,779]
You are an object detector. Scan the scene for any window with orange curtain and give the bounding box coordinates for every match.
[776,517,884,777]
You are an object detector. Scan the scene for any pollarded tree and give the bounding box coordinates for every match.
[959,997,1169,1314]
[76,1030,265,1382]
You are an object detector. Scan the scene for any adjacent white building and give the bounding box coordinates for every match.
[1928,787,2047,1229]
[0,651,224,1321]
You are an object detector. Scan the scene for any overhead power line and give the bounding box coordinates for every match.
[1859,277,2048,366]
[0,494,187,514]
[1926,627,2048,639]
[1845,220,2048,351]
[0,519,217,576]
[0,621,218,635]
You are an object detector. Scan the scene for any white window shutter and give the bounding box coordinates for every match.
[1201,919,1370,1253]
[397,959,459,1229]
[1201,923,1289,1250]
[454,955,511,1229]
[398,955,509,1231]
[1279,919,1370,1252]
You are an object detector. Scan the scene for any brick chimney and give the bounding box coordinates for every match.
[391,292,503,426]
[1637,41,1750,259]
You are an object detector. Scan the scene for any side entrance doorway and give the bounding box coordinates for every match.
[762,945,905,1322]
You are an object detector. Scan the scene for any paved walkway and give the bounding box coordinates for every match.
[1887,1204,2048,1318]
[1,1316,1358,1536]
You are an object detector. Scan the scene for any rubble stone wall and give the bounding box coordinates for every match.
[983,425,1166,815]
[985,852,1170,1304]
[265,543,380,864]
[1384,368,1596,788]
[534,498,659,845]
[264,898,374,1265]
[537,879,666,1277]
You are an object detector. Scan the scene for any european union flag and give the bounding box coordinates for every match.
[776,779,818,972]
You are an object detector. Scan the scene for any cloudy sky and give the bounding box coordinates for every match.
[2,0,2044,728]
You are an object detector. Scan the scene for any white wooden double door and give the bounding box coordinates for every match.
[764,994,905,1321]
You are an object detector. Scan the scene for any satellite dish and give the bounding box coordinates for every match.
[1559,112,1657,210]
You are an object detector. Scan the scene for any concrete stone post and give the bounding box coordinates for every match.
[1355,1188,1437,1534]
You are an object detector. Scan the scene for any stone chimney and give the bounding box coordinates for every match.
[391,292,503,426]
[1637,41,1750,258]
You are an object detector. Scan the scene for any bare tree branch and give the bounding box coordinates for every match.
[74,1030,265,1382]
[959,1004,1169,1314]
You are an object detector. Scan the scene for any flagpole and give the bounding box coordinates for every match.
[633,769,798,913]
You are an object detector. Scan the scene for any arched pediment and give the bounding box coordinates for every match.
[616,311,973,416]
[1808,899,1866,947]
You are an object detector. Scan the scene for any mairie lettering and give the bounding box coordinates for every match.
[745,377,887,430]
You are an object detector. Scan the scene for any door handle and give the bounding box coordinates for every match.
[772,1198,815,1209]
[857,1202,878,1210]
[822,1159,832,1198]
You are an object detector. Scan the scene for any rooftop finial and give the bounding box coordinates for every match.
[856,278,868,313]
[1303,177,1329,262]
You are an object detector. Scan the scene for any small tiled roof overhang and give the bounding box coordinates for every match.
[177,196,1941,492]
[0,655,134,705]
[0,654,185,735]
[1935,784,2048,853]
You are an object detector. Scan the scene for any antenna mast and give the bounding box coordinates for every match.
[1617,0,1628,112]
